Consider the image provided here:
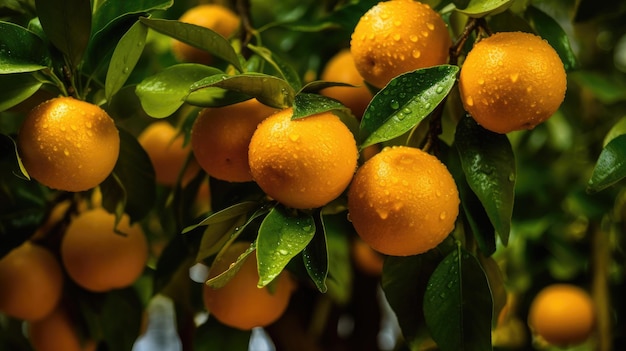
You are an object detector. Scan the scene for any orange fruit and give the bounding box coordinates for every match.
[138,121,200,186]
[17,97,120,192]
[352,238,385,276]
[203,242,294,330]
[60,208,148,292]
[320,49,373,119]
[0,242,63,321]
[172,4,240,64]
[350,0,451,88]
[29,307,97,351]
[459,31,567,133]
[347,146,459,256]
[248,108,358,209]
[528,284,595,347]
[191,99,277,182]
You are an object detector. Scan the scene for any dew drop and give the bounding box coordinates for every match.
[411,50,421,59]
[403,107,412,114]
[426,23,435,30]
[278,249,289,256]
[409,35,418,43]
[510,73,519,83]
[289,134,300,142]
[466,96,474,106]
[64,149,70,156]
[435,85,444,94]
[393,20,401,27]
[390,100,400,109]
[393,33,401,41]
[376,209,389,220]
[439,211,447,220]
[122,67,129,74]
[478,78,485,85]
[508,173,515,182]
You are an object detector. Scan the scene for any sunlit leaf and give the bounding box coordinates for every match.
[105,20,148,101]
[0,73,43,112]
[455,0,514,18]
[423,245,492,351]
[526,6,578,71]
[205,242,255,289]
[247,44,302,90]
[302,212,328,293]
[0,21,49,73]
[360,65,458,149]
[588,134,626,193]
[183,201,260,234]
[455,117,515,246]
[292,93,349,119]
[256,206,316,287]
[92,0,173,38]
[603,116,626,147]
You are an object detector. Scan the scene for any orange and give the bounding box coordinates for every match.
[17,97,120,192]
[528,284,595,347]
[29,307,97,351]
[347,146,459,256]
[350,0,451,88]
[203,242,294,330]
[352,238,385,276]
[320,49,373,119]
[172,4,240,64]
[0,242,63,321]
[138,121,200,186]
[191,99,277,182]
[248,108,358,209]
[459,31,567,133]
[60,208,148,292]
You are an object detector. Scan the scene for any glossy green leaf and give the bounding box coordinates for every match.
[34,0,91,67]
[455,117,515,246]
[588,134,626,193]
[247,44,302,90]
[135,64,223,118]
[292,93,349,120]
[0,21,49,73]
[359,65,458,149]
[0,73,43,112]
[92,0,173,38]
[526,6,578,71]
[570,71,626,104]
[193,317,250,350]
[321,212,353,305]
[455,0,514,17]
[100,128,156,224]
[423,246,492,351]
[603,116,626,147]
[190,73,295,109]
[478,255,507,328]
[183,201,260,234]
[256,206,316,287]
[139,17,242,72]
[302,212,328,293]
[206,242,255,289]
[105,21,148,101]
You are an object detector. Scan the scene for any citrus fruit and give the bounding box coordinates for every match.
[60,208,148,292]
[458,31,567,133]
[248,108,358,209]
[203,242,295,330]
[17,97,120,192]
[528,284,595,347]
[350,0,451,88]
[352,238,385,276]
[191,99,277,182]
[347,146,459,256]
[138,121,200,186]
[29,307,97,351]
[172,4,240,64]
[0,242,63,321]
[320,49,373,119]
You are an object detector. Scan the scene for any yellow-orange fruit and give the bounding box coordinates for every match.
[350,0,451,88]
[348,146,459,256]
[459,31,567,133]
[17,97,120,192]
[29,307,97,351]
[248,108,358,209]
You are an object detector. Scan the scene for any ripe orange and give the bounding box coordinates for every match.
[29,307,97,351]
[347,146,459,256]
[138,121,200,186]
[459,31,567,133]
[0,242,63,321]
[320,49,373,119]
[17,97,120,192]
[528,284,595,347]
[350,0,451,88]
[191,99,277,182]
[60,208,148,292]
[172,4,240,64]
[248,108,358,209]
[203,242,295,330]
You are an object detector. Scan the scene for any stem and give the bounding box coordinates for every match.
[236,0,255,59]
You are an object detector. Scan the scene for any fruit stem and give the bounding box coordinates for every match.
[448,17,490,66]
[236,0,255,59]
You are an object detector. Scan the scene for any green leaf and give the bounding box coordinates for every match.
[101,288,144,351]
[423,246,492,351]
[139,17,243,72]
[92,0,173,38]
[455,0,514,18]
[34,0,91,67]
[301,212,328,293]
[526,6,578,71]
[292,93,349,120]
[105,20,148,101]
[0,21,50,73]
[256,206,316,287]
[206,242,256,289]
[0,73,43,112]
[247,44,302,90]
[587,134,626,193]
[193,317,250,350]
[603,116,626,147]
[191,73,295,109]
[570,71,626,104]
[455,117,515,246]
[321,212,353,305]
[100,128,156,223]
[478,255,507,328]
[135,64,223,118]
[359,65,458,149]
[183,201,260,234]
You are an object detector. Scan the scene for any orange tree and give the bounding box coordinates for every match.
[1,0,625,350]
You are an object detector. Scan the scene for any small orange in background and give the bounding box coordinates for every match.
[352,238,385,276]
[29,306,97,351]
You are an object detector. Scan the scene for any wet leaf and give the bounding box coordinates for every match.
[301,212,328,293]
[423,246,492,351]
[588,134,626,193]
[92,0,173,38]
[603,116,626,147]
[360,65,458,149]
[247,44,302,90]
[292,93,349,120]
[0,21,50,73]
[105,20,148,101]
[455,0,514,18]
[526,6,578,71]
[0,73,43,112]
[183,201,260,234]
[205,242,255,289]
